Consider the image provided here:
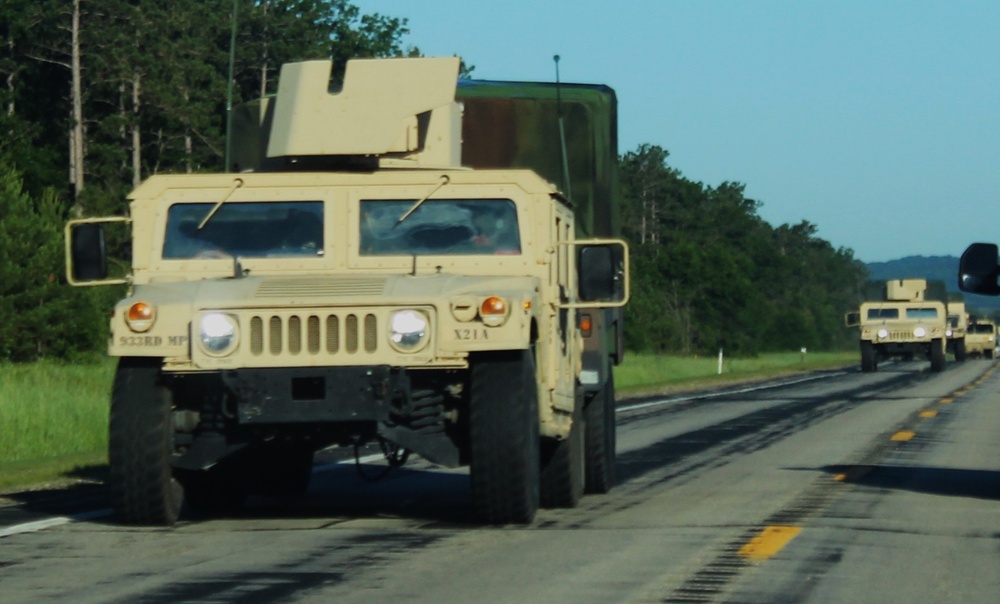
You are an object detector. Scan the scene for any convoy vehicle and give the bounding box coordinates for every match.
[65,58,628,526]
[946,301,969,361]
[964,318,996,358]
[847,279,947,372]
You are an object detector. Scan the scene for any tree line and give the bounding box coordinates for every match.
[0,1,867,362]
[620,144,868,355]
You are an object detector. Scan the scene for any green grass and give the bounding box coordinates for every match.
[0,351,857,493]
[616,351,857,395]
[0,357,115,491]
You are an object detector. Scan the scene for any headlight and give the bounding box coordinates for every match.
[946,329,954,337]
[877,328,889,339]
[198,313,239,356]
[389,310,429,352]
[913,327,926,338]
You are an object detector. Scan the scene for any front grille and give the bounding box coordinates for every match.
[249,311,378,357]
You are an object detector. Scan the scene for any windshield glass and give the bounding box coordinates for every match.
[163,201,323,259]
[905,308,939,320]
[360,199,520,256]
[971,323,995,334]
[867,308,899,320]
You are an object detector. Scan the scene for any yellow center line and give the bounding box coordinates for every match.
[891,430,916,442]
[738,525,802,561]
[939,397,954,404]
[918,410,938,418]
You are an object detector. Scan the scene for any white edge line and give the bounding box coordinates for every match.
[0,508,113,539]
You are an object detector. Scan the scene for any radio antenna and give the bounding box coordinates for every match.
[554,55,572,204]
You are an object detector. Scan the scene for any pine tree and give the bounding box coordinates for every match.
[0,157,104,361]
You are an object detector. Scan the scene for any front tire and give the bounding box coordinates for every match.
[955,339,967,362]
[469,350,540,524]
[930,338,946,372]
[109,357,182,526]
[860,341,877,373]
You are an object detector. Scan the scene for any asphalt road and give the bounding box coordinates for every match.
[2,359,999,603]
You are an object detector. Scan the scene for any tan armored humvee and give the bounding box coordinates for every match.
[965,318,996,358]
[945,301,969,361]
[846,279,947,372]
[65,58,629,526]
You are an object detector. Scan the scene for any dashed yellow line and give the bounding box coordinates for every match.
[918,410,938,418]
[738,525,802,561]
[939,397,954,404]
[891,430,916,442]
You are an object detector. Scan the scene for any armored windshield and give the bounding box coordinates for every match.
[905,308,939,320]
[970,323,996,334]
[163,201,323,259]
[360,199,521,256]
[866,308,899,320]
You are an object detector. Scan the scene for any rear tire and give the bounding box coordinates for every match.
[584,366,617,493]
[930,338,946,372]
[176,463,246,515]
[540,399,585,508]
[860,341,877,373]
[248,443,314,496]
[109,357,183,526]
[469,350,540,524]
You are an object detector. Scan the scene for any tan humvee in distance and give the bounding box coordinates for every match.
[66,58,629,526]
[965,318,996,359]
[846,279,947,372]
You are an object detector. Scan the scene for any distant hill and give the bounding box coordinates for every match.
[865,255,1000,313]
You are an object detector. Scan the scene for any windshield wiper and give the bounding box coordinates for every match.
[394,174,450,228]
[197,178,245,230]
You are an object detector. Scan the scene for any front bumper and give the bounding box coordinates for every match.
[221,365,404,424]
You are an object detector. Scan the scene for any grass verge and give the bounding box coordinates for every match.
[0,357,114,492]
[616,351,857,397]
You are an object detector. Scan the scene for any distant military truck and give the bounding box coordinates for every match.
[946,301,969,361]
[846,279,947,372]
[965,318,996,359]
[65,58,629,526]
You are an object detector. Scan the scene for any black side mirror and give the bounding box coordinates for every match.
[71,223,109,282]
[958,243,1000,296]
[578,245,616,302]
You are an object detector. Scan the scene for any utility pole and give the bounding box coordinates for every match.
[224,0,238,172]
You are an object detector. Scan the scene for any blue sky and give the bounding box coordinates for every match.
[352,1,1000,263]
